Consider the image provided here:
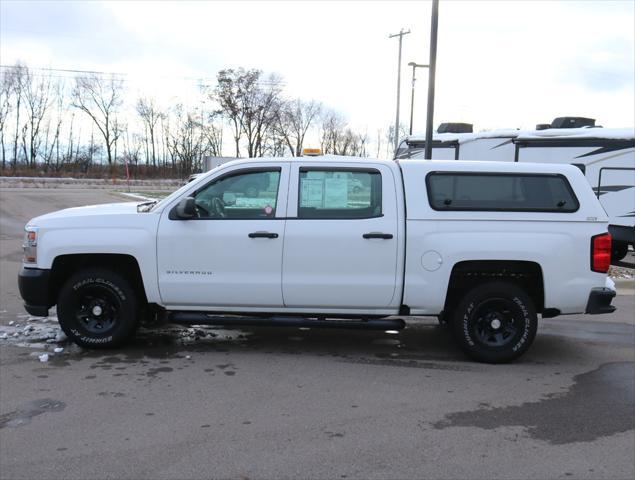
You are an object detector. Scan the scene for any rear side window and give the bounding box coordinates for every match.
[426,172,579,212]
[298,168,382,219]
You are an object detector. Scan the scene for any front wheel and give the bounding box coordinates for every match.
[57,268,139,348]
[451,282,537,363]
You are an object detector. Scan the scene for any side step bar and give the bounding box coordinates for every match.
[168,313,406,331]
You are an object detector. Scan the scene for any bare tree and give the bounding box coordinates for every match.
[244,73,283,157]
[201,111,223,157]
[276,98,321,156]
[72,74,123,166]
[136,97,164,167]
[214,68,256,157]
[7,63,27,167]
[320,109,346,154]
[319,109,370,156]
[22,67,53,166]
[214,69,284,158]
[167,105,205,176]
[43,81,66,170]
[0,69,14,168]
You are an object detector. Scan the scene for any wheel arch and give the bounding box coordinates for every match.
[443,260,545,315]
[50,254,148,306]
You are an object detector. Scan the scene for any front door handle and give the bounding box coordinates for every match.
[248,231,279,239]
[363,232,393,240]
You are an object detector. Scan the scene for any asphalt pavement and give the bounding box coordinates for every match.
[0,188,634,480]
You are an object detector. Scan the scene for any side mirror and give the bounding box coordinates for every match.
[175,197,197,219]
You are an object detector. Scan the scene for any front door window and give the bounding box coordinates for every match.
[194,170,281,219]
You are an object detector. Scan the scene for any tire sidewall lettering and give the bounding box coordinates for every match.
[59,269,137,349]
[462,301,476,346]
[454,283,537,363]
[72,277,126,301]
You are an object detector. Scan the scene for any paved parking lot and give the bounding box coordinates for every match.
[1,188,634,480]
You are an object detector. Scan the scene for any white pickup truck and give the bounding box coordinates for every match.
[18,156,616,363]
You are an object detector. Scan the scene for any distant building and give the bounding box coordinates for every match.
[203,156,236,171]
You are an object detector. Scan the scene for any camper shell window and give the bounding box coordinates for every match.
[426,172,579,212]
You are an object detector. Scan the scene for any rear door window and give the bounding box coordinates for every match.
[426,172,579,212]
[298,168,382,219]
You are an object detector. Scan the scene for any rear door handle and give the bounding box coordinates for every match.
[248,231,279,239]
[362,232,393,239]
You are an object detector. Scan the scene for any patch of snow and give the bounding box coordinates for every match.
[8,321,14,326]
[118,192,158,202]
[55,331,68,343]
[54,347,64,353]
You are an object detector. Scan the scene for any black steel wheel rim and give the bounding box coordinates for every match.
[74,285,121,334]
[471,297,520,348]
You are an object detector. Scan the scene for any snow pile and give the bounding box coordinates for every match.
[0,313,70,362]
[609,266,634,280]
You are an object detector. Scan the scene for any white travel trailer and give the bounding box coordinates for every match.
[395,118,635,261]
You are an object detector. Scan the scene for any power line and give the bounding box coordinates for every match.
[0,65,287,87]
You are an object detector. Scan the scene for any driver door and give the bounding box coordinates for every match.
[157,164,289,308]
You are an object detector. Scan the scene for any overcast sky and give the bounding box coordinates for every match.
[1,0,634,143]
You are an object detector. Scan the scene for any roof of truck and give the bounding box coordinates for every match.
[216,155,585,175]
[210,154,396,170]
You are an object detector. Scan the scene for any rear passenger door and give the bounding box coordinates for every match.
[282,164,399,309]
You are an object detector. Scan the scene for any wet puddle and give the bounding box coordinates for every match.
[433,362,635,444]
[0,398,66,429]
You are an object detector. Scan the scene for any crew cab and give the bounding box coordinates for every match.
[18,156,616,363]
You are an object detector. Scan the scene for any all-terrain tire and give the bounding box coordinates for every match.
[451,281,537,363]
[57,268,139,349]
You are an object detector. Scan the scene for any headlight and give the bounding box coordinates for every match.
[23,226,38,264]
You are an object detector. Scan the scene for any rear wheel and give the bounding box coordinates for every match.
[57,268,139,348]
[451,282,537,363]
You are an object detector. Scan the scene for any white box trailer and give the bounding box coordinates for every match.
[396,120,635,261]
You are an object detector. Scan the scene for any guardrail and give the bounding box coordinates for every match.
[0,176,182,189]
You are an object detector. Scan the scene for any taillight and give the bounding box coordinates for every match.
[591,233,611,273]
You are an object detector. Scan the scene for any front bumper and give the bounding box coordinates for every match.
[18,267,53,317]
[585,287,616,315]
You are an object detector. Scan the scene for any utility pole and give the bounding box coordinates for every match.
[408,62,429,135]
[389,28,411,152]
[424,0,439,160]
